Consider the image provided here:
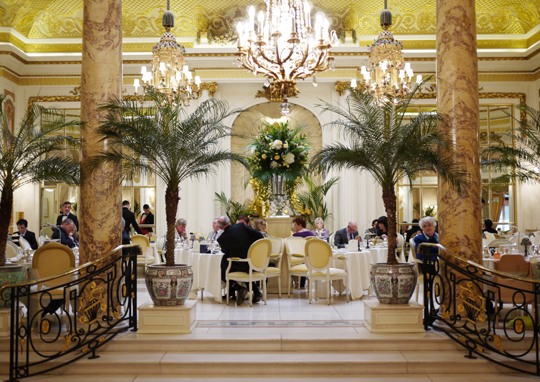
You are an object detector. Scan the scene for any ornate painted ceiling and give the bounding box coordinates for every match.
[1,0,539,47]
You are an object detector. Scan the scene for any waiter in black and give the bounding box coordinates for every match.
[122,200,143,235]
[56,201,79,231]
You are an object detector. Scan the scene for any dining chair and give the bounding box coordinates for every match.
[285,236,308,297]
[484,232,496,242]
[495,254,530,277]
[265,236,284,298]
[328,233,336,247]
[492,257,534,327]
[305,239,349,305]
[409,238,424,302]
[6,241,21,259]
[131,234,153,270]
[225,238,272,307]
[156,235,165,263]
[29,243,76,332]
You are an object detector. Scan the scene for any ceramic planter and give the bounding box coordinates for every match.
[370,263,417,304]
[0,264,24,308]
[145,264,193,306]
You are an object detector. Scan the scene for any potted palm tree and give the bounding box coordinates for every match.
[311,87,466,304]
[93,89,245,306]
[0,96,80,306]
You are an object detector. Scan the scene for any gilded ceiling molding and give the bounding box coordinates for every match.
[3,0,538,38]
[27,95,81,111]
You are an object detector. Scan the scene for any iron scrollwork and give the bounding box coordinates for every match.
[1,245,139,381]
[420,243,540,376]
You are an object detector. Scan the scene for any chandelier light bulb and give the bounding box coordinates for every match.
[195,76,201,85]
[416,74,422,83]
[159,62,166,71]
[141,66,147,74]
[351,79,357,88]
[257,11,265,35]
[248,6,256,31]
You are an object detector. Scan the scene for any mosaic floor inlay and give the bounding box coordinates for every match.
[197,320,364,327]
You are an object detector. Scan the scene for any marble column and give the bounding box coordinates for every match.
[436,0,481,262]
[79,0,123,263]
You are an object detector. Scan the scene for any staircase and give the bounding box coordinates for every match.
[1,327,536,380]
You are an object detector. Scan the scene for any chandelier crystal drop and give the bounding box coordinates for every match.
[133,1,201,106]
[353,0,422,104]
[235,0,339,102]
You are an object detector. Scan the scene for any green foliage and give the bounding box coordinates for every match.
[310,80,467,264]
[94,89,245,266]
[0,96,81,266]
[296,176,339,228]
[248,121,311,183]
[214,192,253,224]
[481,104,540,184]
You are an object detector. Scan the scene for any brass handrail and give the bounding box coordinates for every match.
[418,242,540,284]
[0,244,142,295]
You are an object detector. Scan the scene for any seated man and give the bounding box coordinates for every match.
[334,221,359,248]
[483,219,498,234]
[217,215,264,305]
[163,218,188,255]
[51,219,77,249]
[207,217,223,241]
[14,219,38,250]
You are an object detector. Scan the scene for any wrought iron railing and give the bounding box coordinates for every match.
[0,244,140,381]
[419,243,540,376]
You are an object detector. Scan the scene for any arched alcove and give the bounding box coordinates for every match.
[230,102,323,209]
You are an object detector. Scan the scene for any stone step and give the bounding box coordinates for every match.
[0,350,522,376]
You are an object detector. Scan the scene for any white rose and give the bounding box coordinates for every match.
[272,140,283,150]
[270,161,279,169]
[284,152,295,164]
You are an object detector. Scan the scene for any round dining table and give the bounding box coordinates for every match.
[174,247,225,303]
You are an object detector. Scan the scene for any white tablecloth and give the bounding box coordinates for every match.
[366,246,389,264]
[174,248,224,303]
[315,249,383,300]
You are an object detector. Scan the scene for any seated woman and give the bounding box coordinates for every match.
[292,217,315,238]
[376,216,389,238]
[413,216,439,261]
[252,219,267,237]
[364,219,378,240]
[312,217,330,241]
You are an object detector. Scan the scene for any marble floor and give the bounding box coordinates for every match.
[138,279,372,332]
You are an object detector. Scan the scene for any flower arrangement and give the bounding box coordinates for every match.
[247,121,311,183]
[423,204,437,218]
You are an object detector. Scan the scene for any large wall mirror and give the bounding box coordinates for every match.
[37,104,157,237]
[397,103,516,231]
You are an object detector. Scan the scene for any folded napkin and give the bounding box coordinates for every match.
[192,240,200,253]
[347,239,358,251]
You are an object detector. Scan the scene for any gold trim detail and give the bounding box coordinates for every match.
[40,319,50,334]
[198,82,218,97]
[335,81,352,96]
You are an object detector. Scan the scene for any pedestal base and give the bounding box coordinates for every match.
[137,300,197,334]
[363,300,424,333]
[0,304,24,337]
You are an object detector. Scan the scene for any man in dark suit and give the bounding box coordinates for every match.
[51,219,77,249]
[15,219,38,250]
[139,204,154,237]
[217,215,264,305]
[122,200,143,236]
[334,221,359,248]
[56,201,79,231]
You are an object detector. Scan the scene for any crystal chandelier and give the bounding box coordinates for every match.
[351,1,422,104]
[133,1,201,106]
[235,1,338,103]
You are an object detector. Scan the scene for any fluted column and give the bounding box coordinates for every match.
[79,0,123,263]
[436,0,481,262]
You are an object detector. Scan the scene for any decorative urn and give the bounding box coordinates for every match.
[370,263,417,304]
[145,264,193,306]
